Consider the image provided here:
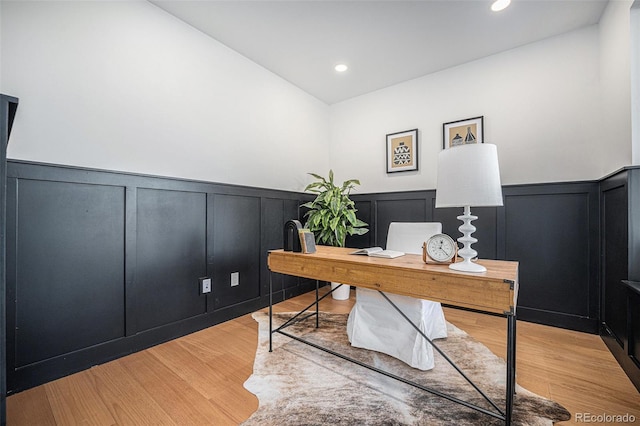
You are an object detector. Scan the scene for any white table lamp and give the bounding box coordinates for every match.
[435,144,503,273]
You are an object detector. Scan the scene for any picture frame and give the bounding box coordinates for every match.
[443,116,484,149]
[386,128,418,173]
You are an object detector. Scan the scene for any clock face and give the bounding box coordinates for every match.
[426,234,456,262]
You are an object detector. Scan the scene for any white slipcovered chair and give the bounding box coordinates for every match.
[346,222,448,370]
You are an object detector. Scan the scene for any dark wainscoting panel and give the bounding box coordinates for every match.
[600,168,640,392]
[284,198,308,295]
[503,185,599,330]
[434,205,499,261]
[262,198,286,297]
[135,188,207,332]
[376,198,429,247]
[629,285,640,375]
[351,181,600,332]
[8,179,126,367]
[601,176,629,348]
[4,161,307,394]
[350,200,373,249]
[5,159,632,394]
[348,192,431,249]
[211,193,261,309]
[260,198,306,302]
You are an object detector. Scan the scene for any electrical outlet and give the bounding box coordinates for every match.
[199,277,212,294]
[231,272,239,287]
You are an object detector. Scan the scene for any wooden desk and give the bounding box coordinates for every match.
[268,246,519,424]
[269,246,518,315]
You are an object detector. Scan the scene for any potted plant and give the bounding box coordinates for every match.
[302,170,369,299]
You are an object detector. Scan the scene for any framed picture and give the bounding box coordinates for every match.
[443,116,484,149]
[386,128,418,173]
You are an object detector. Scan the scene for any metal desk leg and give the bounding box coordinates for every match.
[505,314,517,425]
[315,280,319,328]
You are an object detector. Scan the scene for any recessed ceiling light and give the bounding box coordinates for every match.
[491,0,511,12]
[335,64,348,73]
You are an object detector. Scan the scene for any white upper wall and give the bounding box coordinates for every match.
[330,26,601,192]
[1,1,634,194]
[329,1,633,193]
[599,0,633,171]
[0,1,330,192]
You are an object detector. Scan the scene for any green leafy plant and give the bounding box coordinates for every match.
[301,170,369,247]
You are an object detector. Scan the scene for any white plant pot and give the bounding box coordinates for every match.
[331,282,351,300]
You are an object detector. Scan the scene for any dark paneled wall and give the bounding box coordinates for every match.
[211,194,261,308]
[4,159,638,396]
[353,167,636,390]
[260,198,302,299]
[502,185,599,329]
[5,160,313,394]
[351,181,600,332]
[600,167,640,391]
[136,188,207,330]
[12,180,126,366]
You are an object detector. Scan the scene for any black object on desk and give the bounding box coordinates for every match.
[283,219,303,252]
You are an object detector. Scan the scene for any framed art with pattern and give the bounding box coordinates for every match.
[443,116,484,149]
[386,128,418,173]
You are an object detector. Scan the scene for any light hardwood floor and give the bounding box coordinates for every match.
[7,288,640,425]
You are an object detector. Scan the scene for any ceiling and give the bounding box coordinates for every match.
[150,0,609,105]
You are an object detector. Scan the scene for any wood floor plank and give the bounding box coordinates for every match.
[89,358,177,425]
[6,287,640,425]
[148,337,257,424]
[119,350,233,425]
[6,385,56,425]
[44,369,115,426]
[178,320,257,364]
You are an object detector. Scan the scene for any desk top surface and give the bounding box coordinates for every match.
[268,246,519,315]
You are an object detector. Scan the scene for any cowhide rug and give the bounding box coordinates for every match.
[242,312,570,425]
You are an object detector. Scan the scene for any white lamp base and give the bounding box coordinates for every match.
[449,259,487,273]
[448,205,487,273]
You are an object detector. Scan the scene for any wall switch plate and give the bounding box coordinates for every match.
[231,272,239,287]
[199,277,212,294]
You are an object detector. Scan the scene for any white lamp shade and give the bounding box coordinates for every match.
[436,144,503,208]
